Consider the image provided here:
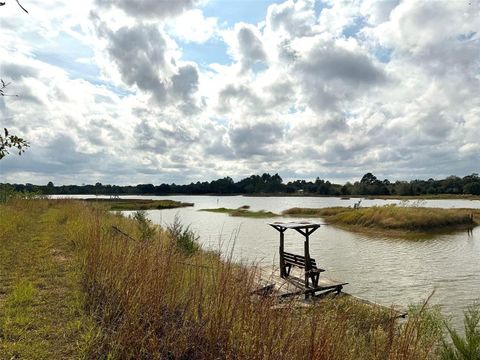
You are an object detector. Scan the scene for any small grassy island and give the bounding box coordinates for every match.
[283,205,479,235]
[84,198,194,211]
[201,206,277,218]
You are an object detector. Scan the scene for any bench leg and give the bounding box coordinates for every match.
[285,264,292,276]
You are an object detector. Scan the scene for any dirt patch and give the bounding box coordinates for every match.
[51,249,69,262]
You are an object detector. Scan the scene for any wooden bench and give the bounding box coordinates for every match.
[282,252,325,288]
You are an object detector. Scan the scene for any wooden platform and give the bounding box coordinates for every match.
[253,266,407,317]
[254,266,348,298]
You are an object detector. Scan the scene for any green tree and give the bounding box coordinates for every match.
[464,182,480,195]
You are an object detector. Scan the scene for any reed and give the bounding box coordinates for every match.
[201,207,278,218]
[84,198,194,211]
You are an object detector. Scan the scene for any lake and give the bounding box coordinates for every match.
[57,195,480,328]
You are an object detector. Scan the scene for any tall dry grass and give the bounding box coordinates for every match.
[283,205,477,232]
[80,206,444,359]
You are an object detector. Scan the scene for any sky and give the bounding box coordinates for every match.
[0,0,479,185]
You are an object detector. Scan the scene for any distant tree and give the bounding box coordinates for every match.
[442,176,463,194]
[137,184,155,194]
[464,182,480,195]
[341,182,353,195]
[360,172,378,185]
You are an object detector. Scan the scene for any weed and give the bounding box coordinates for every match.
[441,303,480,359]
[166,214,199,255]
[133,210,156,241]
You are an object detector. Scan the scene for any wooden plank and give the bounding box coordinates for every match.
[255,266,347,297]
[283,252,318,268]
[253,266,407,317]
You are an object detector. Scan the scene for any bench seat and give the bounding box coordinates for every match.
[282,251,325,288]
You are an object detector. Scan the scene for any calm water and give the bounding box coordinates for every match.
[58,195,480,327]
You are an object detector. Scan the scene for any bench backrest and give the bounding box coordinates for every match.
[283,252,317,269]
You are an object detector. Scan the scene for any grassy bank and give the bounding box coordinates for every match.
[0,199,96,358]
[201,206,278,218]
[283,205,479,234]
[84,198,193,211]
[1,199,449,359]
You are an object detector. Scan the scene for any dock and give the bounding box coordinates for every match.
[258,220,407,317]
[252,265,407,317]
[254,265,347,298]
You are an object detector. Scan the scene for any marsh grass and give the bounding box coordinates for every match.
[84,198,194,211]
[201,207,278,218]
[283,205,479,234]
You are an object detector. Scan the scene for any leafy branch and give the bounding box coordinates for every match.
[0,128,29,159]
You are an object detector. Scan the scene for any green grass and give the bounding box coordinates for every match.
[283,205,479,234]
[200,207,278,218]
[0,199,97,359]
[84,198,194,211]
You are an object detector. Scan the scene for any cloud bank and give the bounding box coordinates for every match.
[1,0,479,184]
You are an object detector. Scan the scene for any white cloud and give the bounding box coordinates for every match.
[167,9,218,43]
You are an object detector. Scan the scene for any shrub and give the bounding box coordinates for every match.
[133,210,156,241]
[166,215,199,255]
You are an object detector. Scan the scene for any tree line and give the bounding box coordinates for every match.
[3,172,480,196]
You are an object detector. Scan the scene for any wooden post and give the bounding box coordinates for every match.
[304,232,310,291]
[279,228,285,278]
